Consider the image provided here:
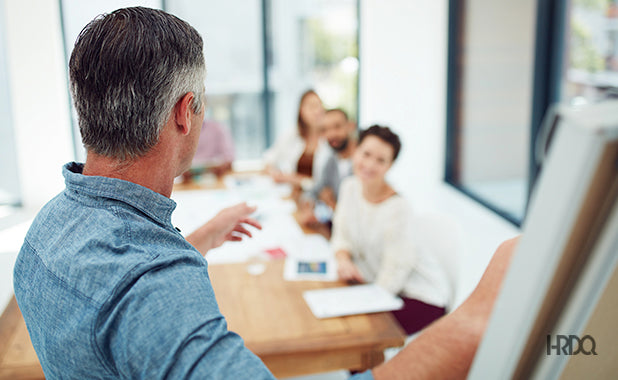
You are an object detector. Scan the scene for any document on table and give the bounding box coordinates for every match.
[283,234,337,281]
[283,256,338,281]
[303,284,404,319]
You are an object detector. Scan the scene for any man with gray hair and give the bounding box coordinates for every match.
[14,7,268,378]
[14,6,516,380]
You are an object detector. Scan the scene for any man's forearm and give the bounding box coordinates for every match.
[185,223,215,256]
[372,301,484,380]
[372,237,518,380]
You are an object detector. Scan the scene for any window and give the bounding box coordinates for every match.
[268,0,359,138]
[166,0,267,160]
[60,0,164,162]
[166,0,359,160]
[445,0,617,226]
[0,5,21,210]
[562,0,618,104]
[60,1,359,162]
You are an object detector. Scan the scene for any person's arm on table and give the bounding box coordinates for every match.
[185,202,262,255]
[270,169,298,184]
[331,179,364,283]
[295,160,326,227]
[336,250,365,284]
[318,187,337,210]
[210,161,232,178]
[297,196,318,226]
[369,237,518,380]
[297,160,337,232]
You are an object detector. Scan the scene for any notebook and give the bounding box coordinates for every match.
[303,284,404,319]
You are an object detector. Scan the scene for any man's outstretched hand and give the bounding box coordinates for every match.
[186,203,262,255]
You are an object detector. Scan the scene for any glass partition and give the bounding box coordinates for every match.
[60,0,359,162]
[0,5,21,209]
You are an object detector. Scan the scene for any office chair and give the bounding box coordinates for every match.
[411,212,462,313]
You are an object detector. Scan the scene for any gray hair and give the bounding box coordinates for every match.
[69,7,205,160]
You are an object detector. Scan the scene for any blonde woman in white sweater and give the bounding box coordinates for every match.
[331,125,449,335]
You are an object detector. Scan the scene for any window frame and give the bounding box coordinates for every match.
[444,0,568,226]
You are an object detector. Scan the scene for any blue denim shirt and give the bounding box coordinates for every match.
[14,162,374,380]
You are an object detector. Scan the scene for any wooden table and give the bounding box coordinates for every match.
[0,172,404,378]
[0,261,405,380]
[209,259,406,378]
[0,297,44,379]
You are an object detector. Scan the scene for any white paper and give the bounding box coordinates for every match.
[303,284,404,319]
[171,177,323,268]
[207,213,304,264]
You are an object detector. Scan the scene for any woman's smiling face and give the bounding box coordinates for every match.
[353,135,394,184]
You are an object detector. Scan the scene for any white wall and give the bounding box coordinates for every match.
[0,2,20,204]
[359,0,520,305]
[0,0,74,312]
[3,0,74,210]
[360,0,447,197]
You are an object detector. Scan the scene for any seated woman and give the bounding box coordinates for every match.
[263,89,330,188]
[331,125,449,335]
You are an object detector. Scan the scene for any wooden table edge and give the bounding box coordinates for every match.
[246,313,406,356]
[0,296,20,360]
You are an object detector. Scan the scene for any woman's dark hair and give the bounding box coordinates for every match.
[297,89,319,138]
[358,125,402,161]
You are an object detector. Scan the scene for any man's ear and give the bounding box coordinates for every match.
[174,92,196,136]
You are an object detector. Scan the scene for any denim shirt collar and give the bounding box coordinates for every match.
[62,162,177,227]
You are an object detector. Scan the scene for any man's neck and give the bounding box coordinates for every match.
[337,139,357,159]
[83,149,177,198]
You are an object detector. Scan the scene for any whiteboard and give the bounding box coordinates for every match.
[468,101,618,379]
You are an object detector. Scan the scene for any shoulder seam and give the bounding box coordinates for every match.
[22,239,101,307]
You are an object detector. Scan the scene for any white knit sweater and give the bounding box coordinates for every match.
[331,176,449,307]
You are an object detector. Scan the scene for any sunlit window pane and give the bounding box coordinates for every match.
[167,0,267,161]
[0,6,21,207]
[562,0,618,104]
[269,0,359,140]
[60,0,163,162]
[60,0,359,163]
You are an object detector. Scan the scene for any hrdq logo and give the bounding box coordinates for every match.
[546,335,597,355]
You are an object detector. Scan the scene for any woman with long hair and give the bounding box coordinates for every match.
[263,89,329,186]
